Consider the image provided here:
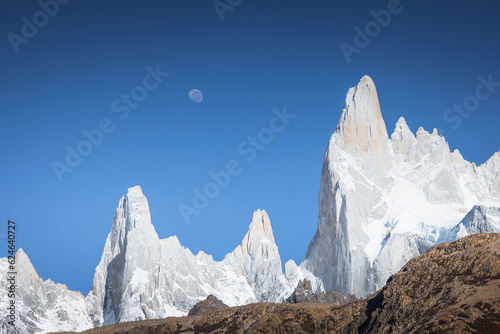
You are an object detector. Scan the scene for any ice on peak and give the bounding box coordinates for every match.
[396,116,406,125]
[15,248,38,275]
[16,247,27,258]
[223,209,292,302]
[248,209,274,236]
[391,117,415,139]
[111,185,154,234]
[359,74,375,87]
[127,185,143,195]
[416,126,429,137]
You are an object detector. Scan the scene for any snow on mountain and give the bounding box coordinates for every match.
[6,76,499,332]
[2,186,317,333]
[86,186,317,327]
[0,249,92,334]
[223,209,313,302]
[303,75,500,298]
[438,205,500,243]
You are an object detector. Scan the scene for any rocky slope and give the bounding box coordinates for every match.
[51,233,500,334]
[344,233,500,333]
[304,75,500,298]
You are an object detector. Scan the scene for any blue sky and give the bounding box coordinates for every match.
[1,0,500,294]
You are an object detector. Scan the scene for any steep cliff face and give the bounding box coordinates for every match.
[304,76,500,298]
[87,186,165,326]
[87,187,318,327]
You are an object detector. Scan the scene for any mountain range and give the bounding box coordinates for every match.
[2,76,499,334]
[51,233,500,334]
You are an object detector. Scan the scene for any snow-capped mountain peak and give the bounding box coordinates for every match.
[305,75,500,298]
[240,209,275,254]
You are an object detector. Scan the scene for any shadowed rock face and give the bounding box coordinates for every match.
[52,233,500,334]
[188,294,228,316]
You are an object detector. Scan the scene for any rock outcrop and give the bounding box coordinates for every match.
[284,279,357,305]
[188,294,228,316]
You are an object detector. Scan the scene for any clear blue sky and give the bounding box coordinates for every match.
[1,0,499,294]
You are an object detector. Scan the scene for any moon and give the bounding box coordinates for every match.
[188,89,203,103]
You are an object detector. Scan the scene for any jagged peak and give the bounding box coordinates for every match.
[396,116,407,126]
[15,248,40,280]
[416,126,429,138]
[17,247,27,257]
[391,116,415,142]
[240,209,276,255]
[482,150,500,167]
[248,209,273,235]
[16,248,33,267]
[334,75,389,156]
[126,185,143,197]
[112,186,153,232]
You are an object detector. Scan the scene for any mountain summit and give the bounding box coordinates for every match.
[85,188,317,327]
[304,76,500,297]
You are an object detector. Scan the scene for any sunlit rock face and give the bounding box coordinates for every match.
[304,76,500,298]
[88,187,320,327]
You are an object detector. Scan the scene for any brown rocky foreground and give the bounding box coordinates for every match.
[55,233,500,333]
